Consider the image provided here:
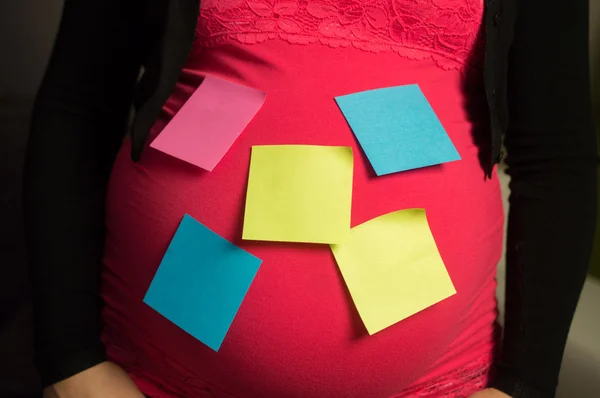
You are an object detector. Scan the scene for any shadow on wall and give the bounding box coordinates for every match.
[557,340,600,397]
[0,1,64,97]
[0,2,65,396]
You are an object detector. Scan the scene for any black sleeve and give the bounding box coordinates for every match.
[23,1,147,387]
[492,0,597,397]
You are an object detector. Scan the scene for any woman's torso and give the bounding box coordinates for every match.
[102,1,504,397]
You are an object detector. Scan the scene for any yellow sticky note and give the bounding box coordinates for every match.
[243,145,353,244]
[330,209,456,334]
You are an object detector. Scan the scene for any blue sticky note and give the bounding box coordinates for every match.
[335,84,461,176]
[144,214,262,351]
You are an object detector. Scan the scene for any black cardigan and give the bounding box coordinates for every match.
[24,0,597,397]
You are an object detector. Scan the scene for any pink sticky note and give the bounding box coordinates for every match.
[151,75,266,171]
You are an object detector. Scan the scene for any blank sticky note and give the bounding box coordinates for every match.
[144,214,262,351]
[151,75,266,171]
[330,209,455,334]
[335,84,460,176]
[243,145,353,244]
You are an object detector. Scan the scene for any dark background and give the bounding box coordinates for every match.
[1,2,63,396]
[1,1,599,397]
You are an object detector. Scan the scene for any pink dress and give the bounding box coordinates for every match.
[102,0,504,396]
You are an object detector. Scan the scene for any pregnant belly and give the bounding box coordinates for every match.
[102,67,503,396]
[102,135,502,398]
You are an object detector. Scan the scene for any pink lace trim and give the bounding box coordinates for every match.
[395,355,493,398]
[196,0,485,70]
[105,326,492,398]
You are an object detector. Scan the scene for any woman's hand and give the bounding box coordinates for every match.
[468,388,511,398]
[43,361,144,398]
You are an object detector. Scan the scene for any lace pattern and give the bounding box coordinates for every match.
[105,327,493,398]
[395,356,493,397]
[197,0,485,69]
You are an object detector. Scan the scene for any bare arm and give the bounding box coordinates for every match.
[43,362,143,398]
